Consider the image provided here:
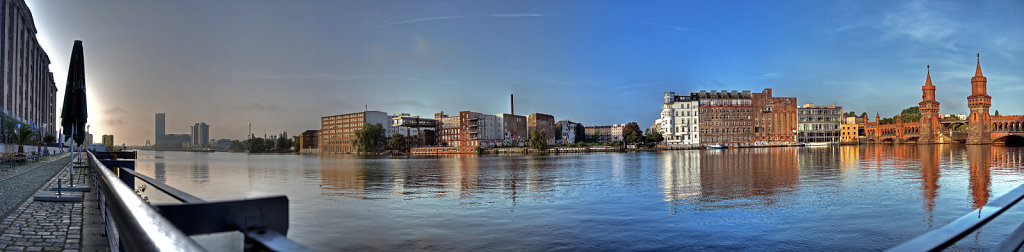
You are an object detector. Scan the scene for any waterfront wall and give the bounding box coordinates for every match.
[0,143,67,154]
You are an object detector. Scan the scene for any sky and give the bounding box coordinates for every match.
[25,0,1024,146]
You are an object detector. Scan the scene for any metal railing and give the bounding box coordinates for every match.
[889,184,1024,251]
[89,151,313,251]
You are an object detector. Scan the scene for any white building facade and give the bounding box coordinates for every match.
[660,92,700,147]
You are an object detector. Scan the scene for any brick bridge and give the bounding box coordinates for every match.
[866,117,1024,144]
[865,56,1024,145]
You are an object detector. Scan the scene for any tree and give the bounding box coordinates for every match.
[861,112,868,118]
[644,129,664,144]
[388,133,407,151]
[625,131,643,144]
[900,106,920,116]
[622,122,641,141]
[247,135,267,153]
[44,134,56,144]
[590,132,601,143]
[995,110,1000,116]
[9,126,34,153]
[529,129,547,150]
[228,140,246,152]
[264,138,276,151]
[276,132,293,151]
[352,123,386,154]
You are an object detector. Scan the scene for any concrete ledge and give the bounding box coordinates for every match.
[32,191,83,202]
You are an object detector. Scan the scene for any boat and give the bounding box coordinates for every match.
[805,142,830,147]
[789,143,805,147]
[706,144,726,149]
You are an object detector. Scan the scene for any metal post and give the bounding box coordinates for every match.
[70,125,74,187]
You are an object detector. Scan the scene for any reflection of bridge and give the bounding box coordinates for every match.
[865,56,1024,145]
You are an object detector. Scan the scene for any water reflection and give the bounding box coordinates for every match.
[136,145,1024,251]
[154,162,166,183]
[191,153,209,183]
[657,148,800,210]
[968,145,991,209]
[919,145,939,227]
[318,155,566,202]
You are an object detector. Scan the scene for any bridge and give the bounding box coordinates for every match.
[865,57,1024,145]
[867,117,1024,144]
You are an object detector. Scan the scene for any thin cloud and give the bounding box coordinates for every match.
[646,22,689,33]
[490,13,543,18]
[756,73,783,79]
[377,13,545,28]
[381,15,467,28]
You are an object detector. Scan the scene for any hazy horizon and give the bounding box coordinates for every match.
[26,0,1024,145]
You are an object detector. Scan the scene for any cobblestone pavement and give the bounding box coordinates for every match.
[0,155,107,252]
[0,155,71,220]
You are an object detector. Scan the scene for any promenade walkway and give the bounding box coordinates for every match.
[0,154,109,251]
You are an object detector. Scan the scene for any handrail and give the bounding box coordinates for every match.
[88,152,207,251]
[889,183,1024,251]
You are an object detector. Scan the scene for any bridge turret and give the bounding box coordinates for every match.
[918,65,941,143]
[967,53,992,144]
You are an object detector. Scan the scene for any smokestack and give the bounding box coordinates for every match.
[511,93,514,115]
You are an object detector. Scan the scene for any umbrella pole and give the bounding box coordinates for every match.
[69,125,74,187]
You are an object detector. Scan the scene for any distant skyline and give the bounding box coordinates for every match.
[26,0,1024,145]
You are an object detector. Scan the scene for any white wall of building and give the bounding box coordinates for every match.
[661,92,700,146]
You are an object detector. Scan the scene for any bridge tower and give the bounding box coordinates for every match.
[919,65,940,144]
[967,54,992,145]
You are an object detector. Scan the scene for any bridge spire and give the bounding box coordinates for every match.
[975,53,983,77]
[925,65,932,86]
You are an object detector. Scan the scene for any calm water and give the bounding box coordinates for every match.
[135,145,1024,251]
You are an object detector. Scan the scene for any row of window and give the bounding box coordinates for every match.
[699,99,752,106]
[701,128,753,134]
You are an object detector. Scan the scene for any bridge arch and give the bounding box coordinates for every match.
[903,136,919,143]
[994,134,1024,146]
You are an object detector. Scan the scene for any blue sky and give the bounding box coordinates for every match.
[26,0,1024,145]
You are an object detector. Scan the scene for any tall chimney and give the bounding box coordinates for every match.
[511,93,514,115]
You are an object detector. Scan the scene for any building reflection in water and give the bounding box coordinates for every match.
[660,150,700,202]
[660,148,799,209]
[317,154,563,203]
[191,153,209,184]
[967,145,991,209]
[154,162,166,183]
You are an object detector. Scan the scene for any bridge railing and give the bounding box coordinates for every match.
[89,151,313,251]
[889,183,1024,251]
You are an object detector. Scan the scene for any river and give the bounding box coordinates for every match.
[134,144,1024,251]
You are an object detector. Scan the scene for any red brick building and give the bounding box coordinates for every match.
[751,88,797,143]
[319,111,391,153]
[693,90,754,145]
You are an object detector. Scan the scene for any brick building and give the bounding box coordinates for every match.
[693,90,754,145]
[751,88,797,143]
[585,126,612,143]
[319,111,391,153]
[528,113,556,143]
[496,113,527,146]
[299,130,318,153]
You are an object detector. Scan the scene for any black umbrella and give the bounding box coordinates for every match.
[60,40,87,145]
